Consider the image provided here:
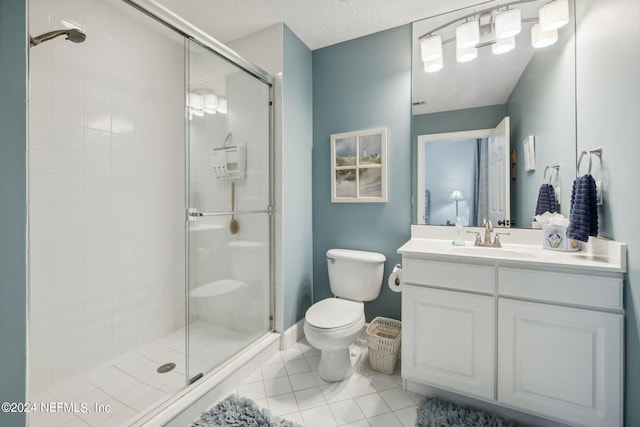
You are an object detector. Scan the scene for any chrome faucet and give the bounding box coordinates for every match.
[471,218,507,247]
[483,219,492,246]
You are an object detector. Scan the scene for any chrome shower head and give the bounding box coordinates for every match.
[30,29,86,47]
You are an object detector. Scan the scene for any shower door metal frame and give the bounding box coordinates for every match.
[121,0,277,383]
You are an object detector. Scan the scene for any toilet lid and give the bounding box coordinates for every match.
[306,298,363,329]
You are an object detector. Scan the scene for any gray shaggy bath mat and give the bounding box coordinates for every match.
[416,396,525,427]
[191,394,302,427]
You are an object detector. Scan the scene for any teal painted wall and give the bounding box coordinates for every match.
[575,0,640,424]
[282,26,314,328]
[0,0,27,426]
[312,25,412,321]
[411,105,506,223]
[506,8,576,228]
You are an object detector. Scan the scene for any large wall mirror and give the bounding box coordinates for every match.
[411,0,576,229]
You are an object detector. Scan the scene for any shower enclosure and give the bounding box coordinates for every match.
[27,0,274,425]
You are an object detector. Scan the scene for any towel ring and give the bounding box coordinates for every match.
[543,163,560,184]
[576,147,602,178]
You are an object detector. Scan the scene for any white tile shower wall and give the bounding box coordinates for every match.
[28,0,186,393]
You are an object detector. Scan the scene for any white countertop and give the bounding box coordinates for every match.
[398,227,626,274]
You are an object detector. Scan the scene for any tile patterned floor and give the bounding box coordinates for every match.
[225,336,424,427]
[28,322,253,426]
[29,330,422,426]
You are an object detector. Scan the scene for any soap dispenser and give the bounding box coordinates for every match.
[452,216,465,246]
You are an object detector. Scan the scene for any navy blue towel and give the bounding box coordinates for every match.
[535,183,558,216]
[567,175,598,242]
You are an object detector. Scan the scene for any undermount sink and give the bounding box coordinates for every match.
[453,245,538,259]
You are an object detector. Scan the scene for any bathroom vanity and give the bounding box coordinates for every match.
[398,226,626,427]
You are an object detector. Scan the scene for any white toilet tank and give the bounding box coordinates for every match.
[326,249,386,301]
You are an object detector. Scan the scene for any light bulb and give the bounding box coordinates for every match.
[492,36,516,54]
[495,9,521,39]
[456,46,478,63]
[456,20,479,49]
[423,56,443,73]
[217,97,228,114]
[203,93,218,110]
[189,92,203,110]
[420,36,442,61]
[531,23,558,48]
[539,0,570,32]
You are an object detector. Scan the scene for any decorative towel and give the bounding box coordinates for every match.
[535,183,558,216]
[567,174,598,242]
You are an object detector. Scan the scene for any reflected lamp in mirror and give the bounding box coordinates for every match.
[492,37,516,55]
[189,91,228,119]
[448,190,465,218]
[495,9,521,39]
[456,20,479,49]
[539,0,570,31]
[417,0,570,72]
[531,23,558,48]
[421,35,444,72]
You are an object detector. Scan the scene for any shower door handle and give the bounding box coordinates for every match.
[187,207,275,221]
[187,208,200,221]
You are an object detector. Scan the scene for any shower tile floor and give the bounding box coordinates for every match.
[29,321,253,427]
[213,336,424,427]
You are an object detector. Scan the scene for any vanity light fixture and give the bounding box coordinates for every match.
[539,0,570,32]
[189,93,204,118]
[217,97,228,114]
[420,35,442,61]
[456,20,480,49]
[531,23,558,48]
[203,92,219,114]
[495,8,521,39]
[189,92,227,118]
[456,46,478,63]
[424,56,443,73]
[492,36,516,54]
[417,0,570,72]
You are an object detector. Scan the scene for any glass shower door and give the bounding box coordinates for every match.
[186,39,273,383]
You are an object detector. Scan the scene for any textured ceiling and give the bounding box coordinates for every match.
[151,0,558,116]
[153,0,488,50]
[412,1,545,115]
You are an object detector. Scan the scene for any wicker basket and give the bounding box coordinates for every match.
[366,317,401,374]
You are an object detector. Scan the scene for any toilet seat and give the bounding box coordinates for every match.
[305,298,363,330]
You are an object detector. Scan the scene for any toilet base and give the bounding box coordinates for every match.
[318,347,354,382]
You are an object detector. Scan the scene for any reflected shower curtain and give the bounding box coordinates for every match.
[473,138,489,226]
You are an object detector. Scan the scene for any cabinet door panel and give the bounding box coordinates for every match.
[498,298,622,427]
[402,285,495,400]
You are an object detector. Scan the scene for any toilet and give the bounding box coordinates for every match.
[304,249,386,381]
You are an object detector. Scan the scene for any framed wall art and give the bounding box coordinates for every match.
[330,128,387,203]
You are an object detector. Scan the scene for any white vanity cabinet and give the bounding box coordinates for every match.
[399,233,626,427]
[497,268,623,427]
[403,284,495,400]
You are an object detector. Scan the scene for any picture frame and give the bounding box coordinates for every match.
[523,135,536,171]
[330,128,387,203]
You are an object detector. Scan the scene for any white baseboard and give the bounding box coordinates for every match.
[280,318,305,350]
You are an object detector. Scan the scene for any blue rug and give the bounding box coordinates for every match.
[191,394,302,427]
[416,396,525,427]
